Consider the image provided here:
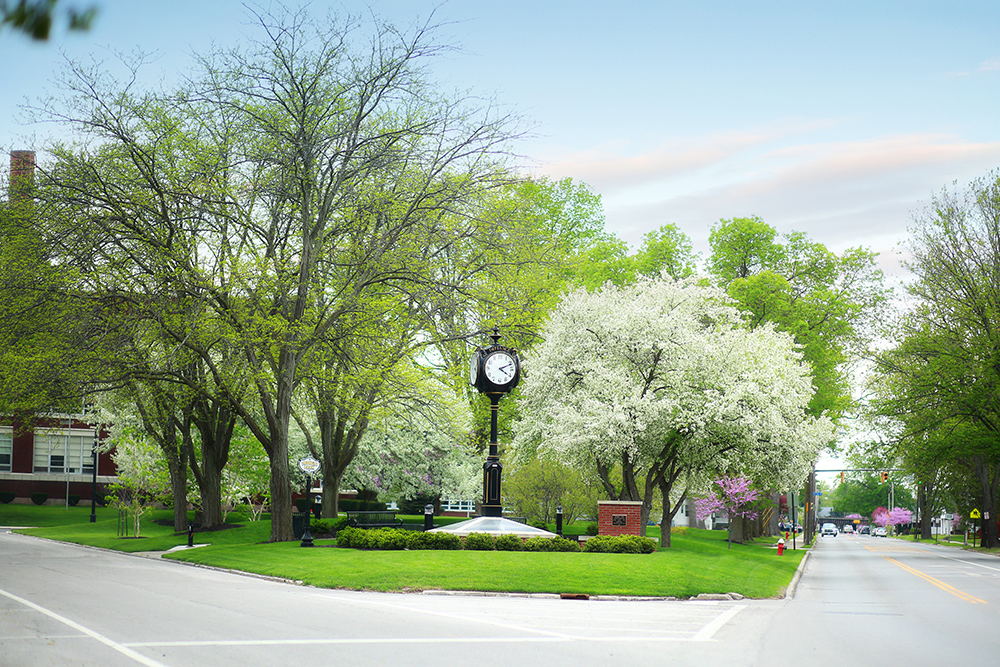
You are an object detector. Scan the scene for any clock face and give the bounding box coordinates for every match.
[484,351,516,385]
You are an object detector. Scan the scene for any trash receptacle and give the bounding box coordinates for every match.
[293,513,305,539]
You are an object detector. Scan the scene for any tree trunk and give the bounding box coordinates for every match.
[729,516,746,545]
[164,441,188,533]
[187,395,235,528]
[974,457,1000,549]
[266,351,296,542]
[918,481,932,540]
[199,463,224,527]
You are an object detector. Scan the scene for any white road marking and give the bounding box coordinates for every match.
[692,605,745,642]
[0,586,169,667]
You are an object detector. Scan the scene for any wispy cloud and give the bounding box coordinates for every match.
[532,127,1000,281]
[532,118,845,191]
[979,57,1000,71]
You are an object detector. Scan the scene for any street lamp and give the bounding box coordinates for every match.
[89,439,97,523]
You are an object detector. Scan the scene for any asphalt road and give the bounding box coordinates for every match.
[2,530,1000,666]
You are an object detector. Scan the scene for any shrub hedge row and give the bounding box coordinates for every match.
[334,527,657,554]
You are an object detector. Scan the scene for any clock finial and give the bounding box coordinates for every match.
[490,326,501,345]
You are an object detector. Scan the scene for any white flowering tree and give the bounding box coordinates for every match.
[104,426,170,538]
[516,275,834,546]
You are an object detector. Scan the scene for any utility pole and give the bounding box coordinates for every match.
[804,468,817,544]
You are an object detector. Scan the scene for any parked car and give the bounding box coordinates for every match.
[821,523,838,536]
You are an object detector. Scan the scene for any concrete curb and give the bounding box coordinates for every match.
[785,549,810,599]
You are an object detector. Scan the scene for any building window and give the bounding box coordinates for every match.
[32,430,95,474]
[0,429,11,472]
[441,499,475,513]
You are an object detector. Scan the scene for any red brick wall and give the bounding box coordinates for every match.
[598,501,643,536]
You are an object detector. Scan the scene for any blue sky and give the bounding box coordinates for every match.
[3,0,1000,280]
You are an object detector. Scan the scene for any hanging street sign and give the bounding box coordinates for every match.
[298,457,321,475]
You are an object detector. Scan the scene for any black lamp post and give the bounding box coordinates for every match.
[556,505,563,536]
[89,440,97,523]
[300,474,314,547]
[297,457,320,547]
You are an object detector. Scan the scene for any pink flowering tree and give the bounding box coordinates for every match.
[872,506,913,535]
[695,476,761,550]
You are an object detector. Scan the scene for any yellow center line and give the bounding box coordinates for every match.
[881,556,987,604]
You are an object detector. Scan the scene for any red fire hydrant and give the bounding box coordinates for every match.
[777,538,785,556]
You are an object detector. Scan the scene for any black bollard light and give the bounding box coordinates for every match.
[423,503,434,531]
[187,523,194,548]
[556,505,563,537]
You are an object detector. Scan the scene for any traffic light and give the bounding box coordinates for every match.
[880,472,889,482]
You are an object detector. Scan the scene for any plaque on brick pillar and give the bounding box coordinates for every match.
[598,500,644,536]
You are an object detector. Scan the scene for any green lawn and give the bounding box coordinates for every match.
[2,504,804,598]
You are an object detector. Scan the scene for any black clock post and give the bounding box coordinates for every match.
[469,327,521,518]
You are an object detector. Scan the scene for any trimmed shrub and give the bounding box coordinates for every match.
[529,519,547,530]
[67,494,81,506]
[339,499,387,512]
[582,534,657,554]
[330,516,351,534]
[336,526,372,549]
[370,528,413,550]
[549,537,582,552]
[585,523,599,536]
[524,537,581,552]
[294,498,310,513]
[463,532,495,551]
[30,492,48,506]
[0,492,15,504]
[410,531,462,550]
[310,519,333,534]
[338,526,464,551]
[494,533,523,551]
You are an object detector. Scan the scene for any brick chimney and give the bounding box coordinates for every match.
[9,150,35,203]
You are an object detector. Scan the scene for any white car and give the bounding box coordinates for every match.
[842,524,854,534]
[873,526,887,537]
[821,523,838,536]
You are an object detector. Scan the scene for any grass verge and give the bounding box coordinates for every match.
[3,505,803,598]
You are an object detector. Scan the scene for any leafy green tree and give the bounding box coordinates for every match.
[633,223,698,280]
[1,0,96,40]
[708,216,889,420]
[0,154,119,416]
[868,171,1000,548]
[503,457,599,525]
[36,6,528,542]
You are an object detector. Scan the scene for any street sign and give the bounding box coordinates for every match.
[970,508,981,519]
[298,457,321,475]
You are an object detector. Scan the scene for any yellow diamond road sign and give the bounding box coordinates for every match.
[970,509,981,519]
